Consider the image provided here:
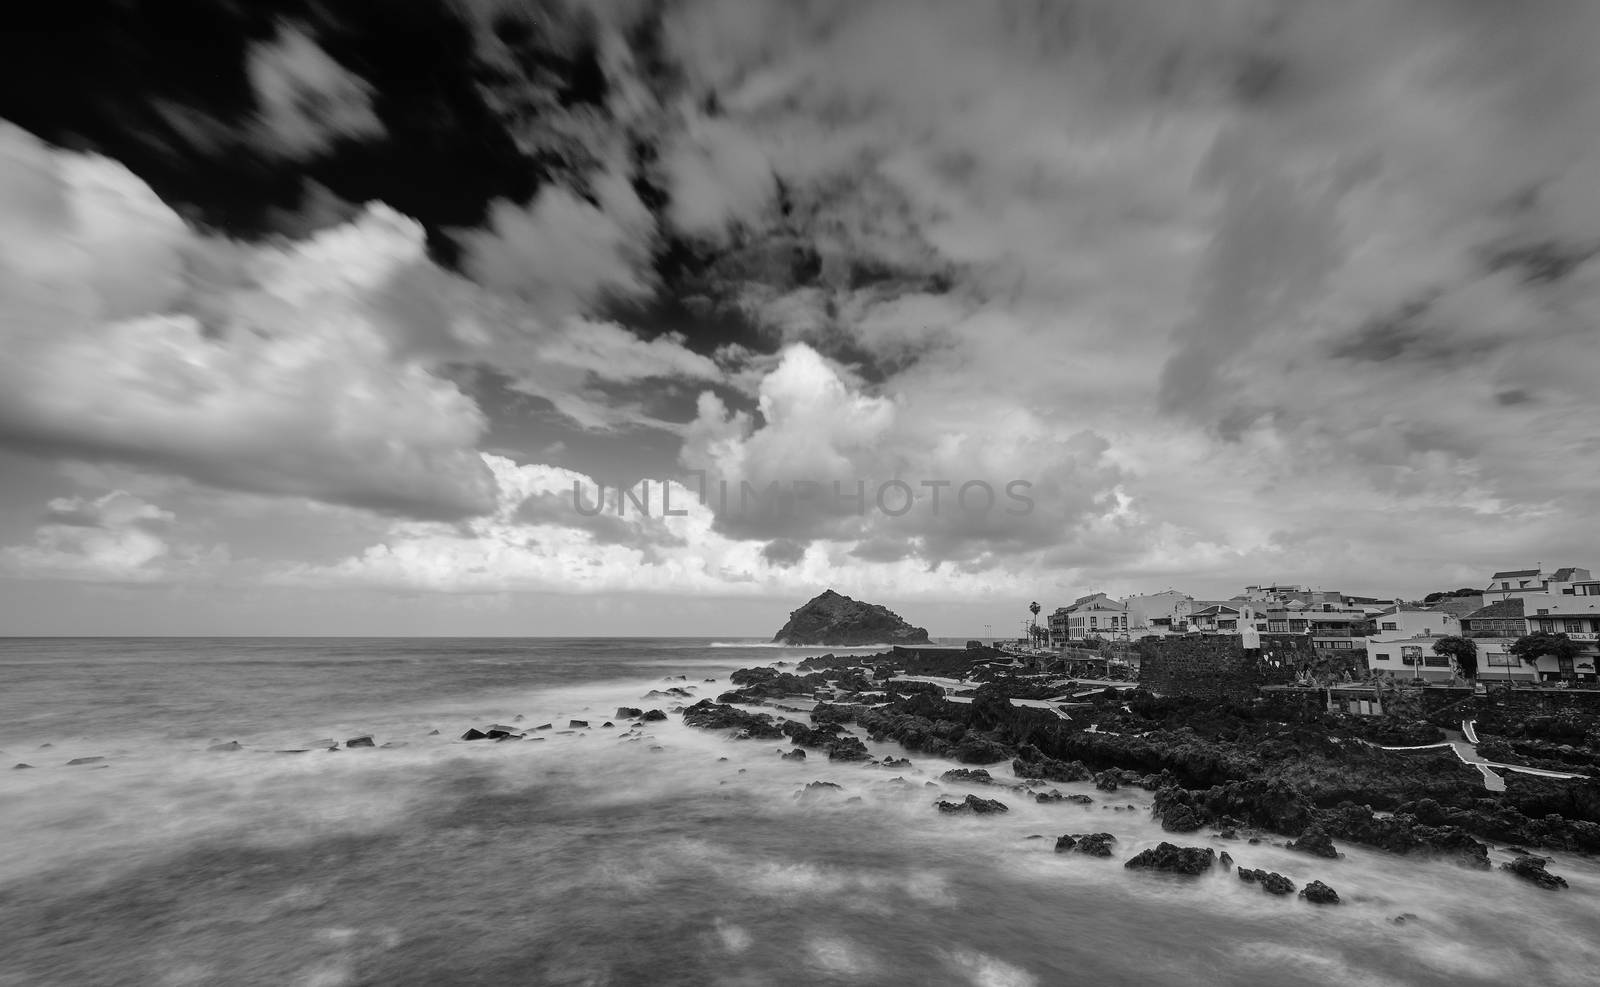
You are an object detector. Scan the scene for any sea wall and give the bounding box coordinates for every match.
[1137,634,1308,700]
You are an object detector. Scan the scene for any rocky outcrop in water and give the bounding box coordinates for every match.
[772,590,930,646]
[935,794,1009,815]
[1501,855,1568,890]
[1299,880,1340,904]
[1238,868,1296,895]
[1123,842,1216,875]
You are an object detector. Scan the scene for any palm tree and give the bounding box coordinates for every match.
[1029,601,1041,647]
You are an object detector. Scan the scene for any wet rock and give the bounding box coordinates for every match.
[798,781,845,801]
[601,722,615,729]
[1286,825,1341,859]
[936,794,1010,815]
[940,768,995,785]
[642,710,668,722]
[1035,790,1094,805]
[345,736,375,749]
[380,741,408,749]
[485,729,516,740]
[1390,913,1420,925]
[461,729,489,740]
[1123,842,1215,875]
[427,729,440,736]
[66,756,106,766]
[826,736,872,762]
[616,707,644,719]
[569,720,590,729]
[535,723,553,731]
[1238,868,1295,895]
[1219,851,1233,869]
[1073,833,1117,857]
[1160,804,1206,834]
[1500,855,1568,890]
[1299,880,1340,904]
[1094,771,1121,793]
[705,678,717,683]
[682,701,784,739]
[1012,749,1093,784]
[782,748,807,761]
[207,741,243,752]
[1054,834,1079,853]
[880,756,912,769]
[951,738,1012,765]
[13,763,33,769]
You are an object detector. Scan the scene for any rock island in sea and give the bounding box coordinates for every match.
[771,589,931,646]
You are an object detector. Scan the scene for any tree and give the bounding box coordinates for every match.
[1508,632,1582,681]
[1432,636,1478,681]
[1029,601,1042,647]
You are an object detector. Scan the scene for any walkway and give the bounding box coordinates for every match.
[1360,718,1584,792]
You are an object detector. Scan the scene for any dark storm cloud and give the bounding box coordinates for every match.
[759,538,809,568]
[1480,239,1600,285]
[1328,299,1503,368]
[0,0,620,257]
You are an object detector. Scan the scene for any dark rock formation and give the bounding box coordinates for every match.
[772,589,930,646]
[642,709,668,722]
[345,736,375,749]
[936,794,1010,815]
[1036,790,1095,805]
[952,738,1012,764]
[940,768,996,785]
[1286,825,1341,859]
[1094,770,1122,792]
[826,736,872,762]
[616,707,643,719]
[569,720,589,729]
[682,700,785,739]
[1012,749,1093,784]
[1123,842,1216,875]
[1500,855,1568,890]
[1238,869,1296,895]
[460,729,489,741]
[1299,880,1340,904]
[781,748,807,761]
[1066,833,1117,857]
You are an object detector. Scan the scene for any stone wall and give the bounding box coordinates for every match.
[1138,634,1310,700]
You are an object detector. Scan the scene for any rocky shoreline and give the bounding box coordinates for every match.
[662,648,1600,895]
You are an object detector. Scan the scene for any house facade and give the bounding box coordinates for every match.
[1053,593,1130,643]
[1482,566,1593,602]
[1365,636,1457,682]
[1522,594,1600,683]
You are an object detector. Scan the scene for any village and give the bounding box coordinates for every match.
[996,565,1600,708]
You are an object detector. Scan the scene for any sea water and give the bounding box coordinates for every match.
[1,637,1598,986]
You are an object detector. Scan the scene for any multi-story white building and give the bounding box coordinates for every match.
[1051,593,1130,644]
[1482,566,1593,602]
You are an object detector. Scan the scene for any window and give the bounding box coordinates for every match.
[1502,582,1510,590]
[1423,655,1450,668]
[1382,622,1398,631]
[1520,580,1530,588]
[1487,653,1518,667]
[1374,653,1391,662]
[1538,608,1549,616]
[1566,621,1585,634]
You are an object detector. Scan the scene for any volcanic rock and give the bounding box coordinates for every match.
[1299,880,1340,904]
[772,589,930,646]
[1123,842,1216,875]
[936,794,1010,815]
[782,748,807,761]
[1286,825,1341,859]
[345,736,375,749]
[1500,855,1568,890]
[1238,868,1296,895]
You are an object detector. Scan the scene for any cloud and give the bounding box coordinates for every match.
[274,453,1062,600]
[246,23,385,158]
[0,491,221,584]
[0,122,497,520]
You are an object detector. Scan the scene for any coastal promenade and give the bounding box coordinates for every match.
[1361,718,1585,792]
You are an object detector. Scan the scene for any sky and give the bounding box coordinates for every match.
[1,0,1597,637]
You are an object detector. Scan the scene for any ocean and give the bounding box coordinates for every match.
[2,637,1598,987]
